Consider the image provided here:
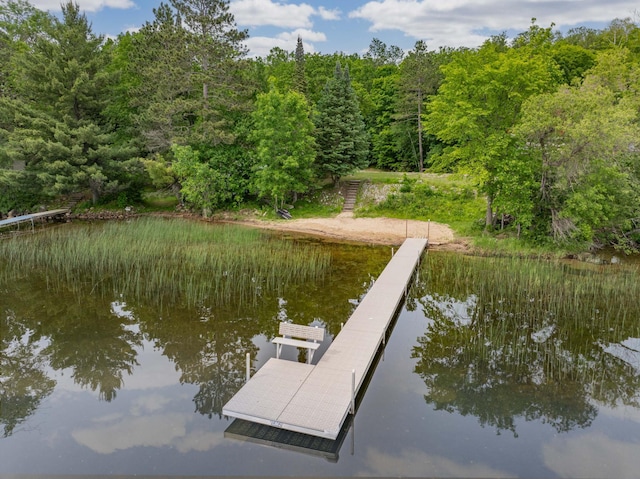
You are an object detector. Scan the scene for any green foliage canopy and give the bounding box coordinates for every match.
[427,30,561,227]
[250,86,316,209]
[1,1,138,205]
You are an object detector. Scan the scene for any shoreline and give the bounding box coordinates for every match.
[217,213,472,252]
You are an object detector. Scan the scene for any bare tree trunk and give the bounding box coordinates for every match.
[485,195,493,229]
[417,89,424,172]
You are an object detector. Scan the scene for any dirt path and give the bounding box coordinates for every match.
[227,212,464,249]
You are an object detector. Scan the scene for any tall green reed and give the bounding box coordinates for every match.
[416,252,640,383]
[0,218,331,308]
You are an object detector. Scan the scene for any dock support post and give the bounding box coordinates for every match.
[351,418,355,456]
[351,369,356,414]
[428,219,430,241]
[245,353,250,382]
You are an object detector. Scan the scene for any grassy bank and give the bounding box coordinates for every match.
[345,170,596,258]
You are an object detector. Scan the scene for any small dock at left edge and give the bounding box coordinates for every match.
[0,209,70,234]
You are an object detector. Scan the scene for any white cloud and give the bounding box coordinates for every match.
[317,6,341,21]
[543,433,640,479]
[123,25,141,34]
[32,0,134,13]
[232,0,316,28]
[279,28,327,43]
[72,413,189,454]
[174,428,224,453]
[244,28,326,57]
[358,447,511,477]
[71,394,224,454]
[349,0,640,49]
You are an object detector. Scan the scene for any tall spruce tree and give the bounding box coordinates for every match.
[293,35,307,96]
[314,62,369,183]
[3,1,137,204]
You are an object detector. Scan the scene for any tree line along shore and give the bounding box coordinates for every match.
[2,0,640,253]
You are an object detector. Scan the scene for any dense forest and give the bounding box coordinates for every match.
[1,0,640,250]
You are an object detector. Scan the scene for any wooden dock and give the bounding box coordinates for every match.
[0,209,69,231]
[222,237,428,440]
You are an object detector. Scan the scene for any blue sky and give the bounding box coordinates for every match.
[30,0,639,57]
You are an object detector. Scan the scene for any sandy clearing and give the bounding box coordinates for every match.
[227,212,459,247]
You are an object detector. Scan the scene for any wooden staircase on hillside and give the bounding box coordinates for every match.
[66,192,85,209]
[342,180,361,213]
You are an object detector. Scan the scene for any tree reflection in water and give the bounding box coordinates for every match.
[0,235,388,434]
[41,299,142,402]
[144,303,262,419]
[1,310,55,437]
[410,252,640,436]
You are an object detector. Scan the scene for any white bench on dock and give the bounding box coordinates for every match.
[272,322,325,364]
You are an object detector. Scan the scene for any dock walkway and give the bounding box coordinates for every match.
[223,237,428,439]
[0,209,69,231]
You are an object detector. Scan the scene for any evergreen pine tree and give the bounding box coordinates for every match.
[314,62,369,183]
[170,0,249,145]
[293,35,307,96]
[128,4,192,152]
[130,0,250,151]
[4,1,137,203]
[395,41,443,172]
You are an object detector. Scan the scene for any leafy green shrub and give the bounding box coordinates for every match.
[399,174,416,193]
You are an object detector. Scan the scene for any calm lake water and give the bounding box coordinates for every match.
[2,226,640,478]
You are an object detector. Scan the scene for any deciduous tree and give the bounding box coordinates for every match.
[250,86,316,210]
[515,55,640,247]
[427,33,560,227]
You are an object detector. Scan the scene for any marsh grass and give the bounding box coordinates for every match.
[0,218,331,307]
[418,253,640,382]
